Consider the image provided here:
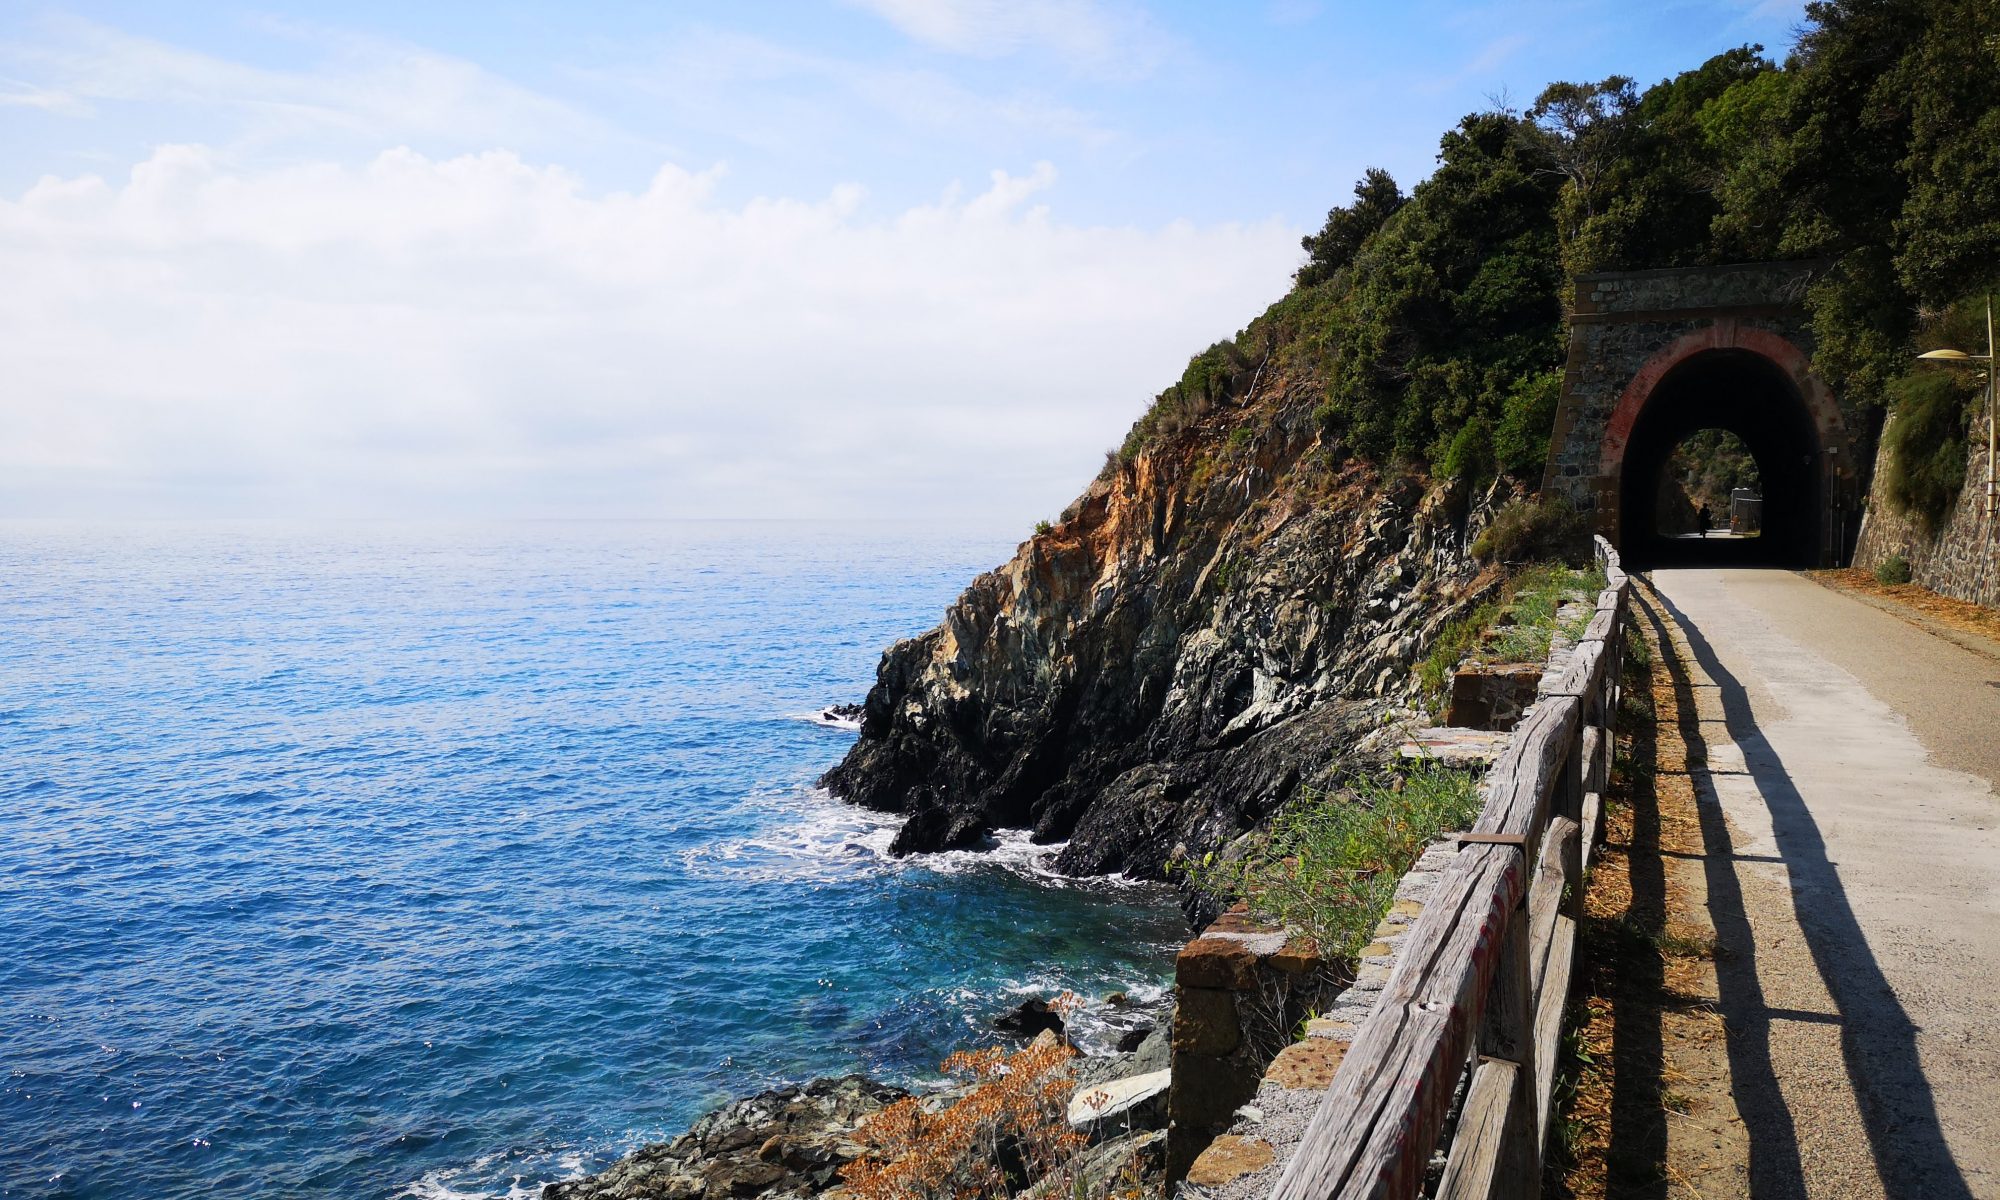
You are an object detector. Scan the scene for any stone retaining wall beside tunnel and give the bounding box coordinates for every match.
[1852,419,2000,607]
[1169,842,1461,1197]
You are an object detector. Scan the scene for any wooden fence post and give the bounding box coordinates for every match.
[1479,864,1538,1199]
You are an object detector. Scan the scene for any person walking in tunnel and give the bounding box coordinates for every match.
[1697,501,1712,537]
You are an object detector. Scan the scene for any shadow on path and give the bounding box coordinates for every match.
[1629,585,1805,1199]
[1648,578,1972,1200]
[1592,590,1674,1199]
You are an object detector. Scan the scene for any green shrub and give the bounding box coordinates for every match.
[1883,370,1973,532]
[1418,561,1603,711]
[1115,340,1256,463]
[1174,765,1483,957]
[1034,520,1053,536]
[1662,428,1760,523]
[1417,604,1495,710]
[1482,563,1602,664]
[1493,372,1564,477]
[1212,555,1246,592]
[1875,554,1912,585]
[1437,417,1495,485]
[1296,167,1407,288]
[1472,496,1588,564]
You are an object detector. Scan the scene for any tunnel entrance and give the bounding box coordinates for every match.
[1617,349,1826,567]
[1543,263,1860,567]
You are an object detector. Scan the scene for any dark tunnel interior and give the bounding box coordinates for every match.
[1617,349,1826,567]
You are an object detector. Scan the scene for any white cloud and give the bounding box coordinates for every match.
[571,28,1120,157]
[3,17,608,154]
[0,76,83,112]
[0,147,1300,521]
[845,0,1168,75]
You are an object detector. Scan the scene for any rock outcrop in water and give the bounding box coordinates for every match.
[544,1076,909,1200]
[821,362,1504,881]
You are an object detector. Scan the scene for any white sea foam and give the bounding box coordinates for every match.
[677,788,904,884]
[680,790,1155,895]
[794,708,863,732]
[962,968,1174,1055]
[398,1144,597,1200]
[923,827,1062,880]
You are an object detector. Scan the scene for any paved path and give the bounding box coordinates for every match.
[1647,568,2000,1200]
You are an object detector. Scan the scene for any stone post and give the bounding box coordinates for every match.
[1165,906,1342,1184]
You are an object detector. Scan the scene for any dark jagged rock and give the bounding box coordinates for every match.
[821,703,864,723]
[992,997,1065,1040]
[887,804,987,856]
[543,1075,906,1200]
[821,365,1509,881]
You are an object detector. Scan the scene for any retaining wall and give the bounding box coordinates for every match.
[1852,417,2000,606]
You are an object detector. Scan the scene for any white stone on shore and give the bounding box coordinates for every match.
[1068,1068,1171,1128]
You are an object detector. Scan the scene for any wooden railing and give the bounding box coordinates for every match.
[1270,536,1630,1200]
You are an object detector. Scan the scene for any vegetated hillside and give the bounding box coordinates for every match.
[823,0,2000,879]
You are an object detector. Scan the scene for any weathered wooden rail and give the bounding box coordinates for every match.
[1269,536,1630,1200]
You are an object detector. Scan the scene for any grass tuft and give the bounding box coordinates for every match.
[1418,561,1604,712]
[1173,764,1482,958]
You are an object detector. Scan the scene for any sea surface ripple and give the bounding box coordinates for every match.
[0,522,1187,1200]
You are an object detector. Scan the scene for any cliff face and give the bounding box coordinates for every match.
[821,367,1504,880]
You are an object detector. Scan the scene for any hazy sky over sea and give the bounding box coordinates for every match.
[1,1,1808,524]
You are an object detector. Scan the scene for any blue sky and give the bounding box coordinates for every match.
[0,1,1808,522]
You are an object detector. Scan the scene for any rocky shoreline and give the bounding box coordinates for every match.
[557,334,1509,1200]
[544,1075,910,1200]
[546,1009,1177,1200]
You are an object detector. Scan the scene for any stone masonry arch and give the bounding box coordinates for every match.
[1541,261,1859,567]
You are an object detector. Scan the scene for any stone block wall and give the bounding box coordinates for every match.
[1164,909,1344,1183]
[1537,260,1855,561]
[1444,662,1543,730]
[1169,591,1602,1196]
[1570,259,1818,319]
[1852,418,2000,606]
[1174,843,1460,1199]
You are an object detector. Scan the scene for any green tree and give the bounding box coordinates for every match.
[1542,50,1777,276]
[1315,111,1566,478]
[1297,168,1407,288]
[1893,1,2000,302]
[1494,371,1564,477]
[1109,0,1999,490]
[1713,0,1934,403]
[1525,76,1639,244]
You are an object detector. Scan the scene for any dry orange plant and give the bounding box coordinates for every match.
[844,996,1092,1200]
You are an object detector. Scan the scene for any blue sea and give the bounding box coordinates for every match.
[0,522,1188,1200]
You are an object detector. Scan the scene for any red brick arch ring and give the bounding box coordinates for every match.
[1596,319,1846,485]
